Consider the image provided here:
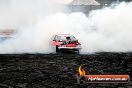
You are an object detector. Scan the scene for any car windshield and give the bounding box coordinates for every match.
[58,35,75,41]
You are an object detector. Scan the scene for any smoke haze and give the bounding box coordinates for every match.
[0,0,132,53]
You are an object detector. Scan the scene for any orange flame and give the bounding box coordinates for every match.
[78,66,86,76]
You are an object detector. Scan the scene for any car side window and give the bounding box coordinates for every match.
[51,35,56,41]
[54,35,58,40]
[53,35,56,41]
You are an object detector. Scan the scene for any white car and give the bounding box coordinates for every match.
[50,34,82,53]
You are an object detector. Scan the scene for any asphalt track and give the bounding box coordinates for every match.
[0,53,132,88]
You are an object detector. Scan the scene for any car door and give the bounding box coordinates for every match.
[51,35,57,46]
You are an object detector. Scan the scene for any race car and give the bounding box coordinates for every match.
[50,34,82,53]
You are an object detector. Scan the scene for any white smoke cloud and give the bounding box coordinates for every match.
[0,1,132,53]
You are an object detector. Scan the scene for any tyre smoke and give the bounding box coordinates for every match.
[0,0,132,53]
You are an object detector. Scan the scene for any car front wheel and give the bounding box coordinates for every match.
[77,50,80,54]
[56,45,59,53]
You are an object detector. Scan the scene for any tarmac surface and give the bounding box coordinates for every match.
[0,52,132,88]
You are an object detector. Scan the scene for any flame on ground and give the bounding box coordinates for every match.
[78,66,86,76]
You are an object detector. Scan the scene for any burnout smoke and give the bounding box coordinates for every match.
[0,0,132,53]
